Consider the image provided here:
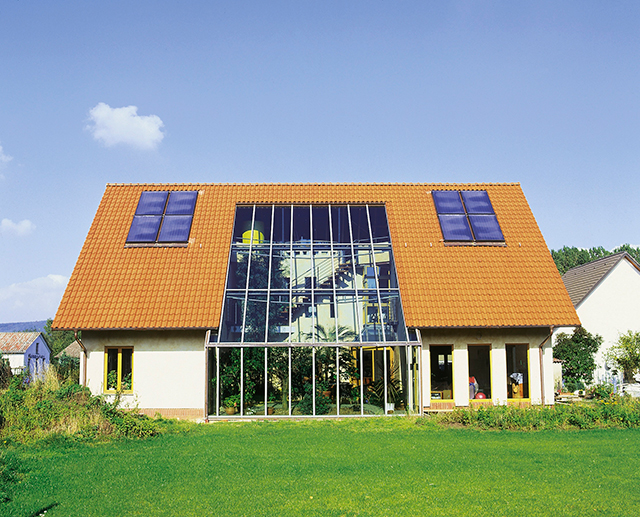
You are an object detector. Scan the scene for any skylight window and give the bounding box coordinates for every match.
[126,191,197,244]
[433,190,504,243]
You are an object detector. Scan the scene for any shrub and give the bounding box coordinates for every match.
[588,383,614,399]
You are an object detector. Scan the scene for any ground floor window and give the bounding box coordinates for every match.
[207,344,420,417]
[468,345,491,400]
[506,344,529,399]
[104,347,133,393]
[430,345,453,401]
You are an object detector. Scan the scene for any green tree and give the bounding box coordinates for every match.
[554,327,602,390]
[42,318,77,356]
[606,330,640,381]
[551,244,640,275]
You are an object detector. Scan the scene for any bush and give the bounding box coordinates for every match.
[0,365,159,443]
[588,383,614,399]
[421,397,640,431]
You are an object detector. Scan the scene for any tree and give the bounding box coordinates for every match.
[606,330,640,381]
[42,319,77,356]
[551,244,640,275]
[554,327,602,390]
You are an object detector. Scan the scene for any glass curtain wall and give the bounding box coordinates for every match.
[210,204,417,417]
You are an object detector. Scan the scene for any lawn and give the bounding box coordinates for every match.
[5,418,640,516]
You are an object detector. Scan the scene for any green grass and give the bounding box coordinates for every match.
[4,418,640,516]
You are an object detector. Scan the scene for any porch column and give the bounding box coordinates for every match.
[529,345,542,405]
[453,343,469,406]
[421,346,431,408]
[491,343,508,404]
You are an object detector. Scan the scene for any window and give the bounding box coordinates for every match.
[432,190,504,243]
[468,345,491,400]
[104,347,133,393]
[506,344,529,399]
[430,345,453,400]
[126,191,198,244]
[218,204,407,344]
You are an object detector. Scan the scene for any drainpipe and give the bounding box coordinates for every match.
[539,327,553,406]
[74,330,87,387]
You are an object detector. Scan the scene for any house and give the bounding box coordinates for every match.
[53,183,579,419]
[557,252,640,384]
[0,332,51,377]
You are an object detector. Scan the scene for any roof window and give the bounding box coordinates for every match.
[126,191,197,244]
[432,190,504,243]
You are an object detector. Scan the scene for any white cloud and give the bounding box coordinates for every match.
[0,274,68,322]
[0,218,36,237]
[0,144,12,166]
[87,102,165,150]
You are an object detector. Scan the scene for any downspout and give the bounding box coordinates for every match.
[74,330,87,387]
[539,326,554,406]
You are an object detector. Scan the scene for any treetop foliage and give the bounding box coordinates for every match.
[554,327,602,389]
[551,244,640,275]
[606,330,640,381]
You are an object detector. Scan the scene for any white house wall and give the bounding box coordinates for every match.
[82,330,206,419]
[558,259,640,383]
[420,327,553,406]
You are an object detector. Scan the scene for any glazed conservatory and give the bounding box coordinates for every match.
[208,204,421,417]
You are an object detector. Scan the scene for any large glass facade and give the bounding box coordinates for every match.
[209,204,418,417]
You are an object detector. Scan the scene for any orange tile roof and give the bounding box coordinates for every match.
[53,183,580,330]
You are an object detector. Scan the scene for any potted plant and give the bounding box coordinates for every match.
[223,395,239,415]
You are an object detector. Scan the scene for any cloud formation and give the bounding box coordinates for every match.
[87,102,165,150]
[0,144,12,166]
[1,218,35,237]
[0,274,68,322]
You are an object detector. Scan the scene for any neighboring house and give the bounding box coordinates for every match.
[557,252,640,384]
[56,340,83,360]
[0,332,51,377]
[53,183,579,419]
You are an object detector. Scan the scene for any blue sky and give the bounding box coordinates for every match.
[1,1,638,323]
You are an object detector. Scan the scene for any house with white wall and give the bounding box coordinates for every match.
[53,183,579,419]
[558,252,640,383]
[0,332,51,377]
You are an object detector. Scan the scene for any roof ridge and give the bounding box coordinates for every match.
[105,181,522,187]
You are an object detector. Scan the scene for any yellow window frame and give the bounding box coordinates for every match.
[104,347,134,393]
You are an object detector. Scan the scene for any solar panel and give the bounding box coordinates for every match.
[135,191,168,215]
[165,191,198,215]
[432,191,464,214]
[461,191,494,214]
[438,215,473,241]
[157,215,193,242]
[469,215,504,241]
[126,216,162,242]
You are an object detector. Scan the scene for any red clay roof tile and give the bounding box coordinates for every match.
[53,183,579,330]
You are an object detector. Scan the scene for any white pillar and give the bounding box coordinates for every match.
[453,344,469,406]
[492,343,508,404]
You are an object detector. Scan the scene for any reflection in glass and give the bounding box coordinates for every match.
[369,205,391,244]
[233,206,254,243]
[270,248,290,289]
[333,247,356,290]
[244,292,267,342]
[313,249,334,290]
[291,293,313,342]
[313,294,336,342]
[292,347,313,414]
[291,249,312,290]
[374,248,397,288]
[360,291,382,342]
[293,206,311,242]
[268,293,290,342]
[312,206,330,244]
[272,206,291,243]
[331,205,350,244]
[247,247,270,289]
[379,290,407,342]
[220,292,244,342]
[253,206,272,244]
[350,206,370,243]
[336,294,359,342]
[226,249,249,289]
